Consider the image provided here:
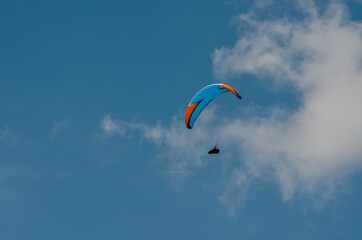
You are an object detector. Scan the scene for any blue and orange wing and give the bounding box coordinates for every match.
[185,83,241,129]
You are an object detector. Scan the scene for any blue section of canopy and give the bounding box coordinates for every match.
[187,83,241,129]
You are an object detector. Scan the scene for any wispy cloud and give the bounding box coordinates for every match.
[254,0,274,9]
[98,113,213,182]
[99,114,127,137]
[0,164,38,218]
[50,119,68,139]
[0,126,16,143]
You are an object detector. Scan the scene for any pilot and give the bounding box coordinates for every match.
[208,145,220,154]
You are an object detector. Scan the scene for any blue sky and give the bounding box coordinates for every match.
[2,0,362,239]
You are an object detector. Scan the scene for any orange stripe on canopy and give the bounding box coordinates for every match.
[220,84,242,99]
[185,102,200,129]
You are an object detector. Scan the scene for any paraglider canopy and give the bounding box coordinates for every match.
[185,83,241,129]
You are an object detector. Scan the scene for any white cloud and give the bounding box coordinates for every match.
[212,2,362,205]
[99,2,362,214]
[98,113,215,182]
[0,164,37,217]
[254,0,274,9]
[50,119,68,139]
[99,114,128,137]
[0,126,15,143]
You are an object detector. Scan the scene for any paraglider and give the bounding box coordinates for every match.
[185,83,242,154]
[208,145,220,154]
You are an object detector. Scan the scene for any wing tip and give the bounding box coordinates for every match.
[220,83,242,99]
[185,102,199,129]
